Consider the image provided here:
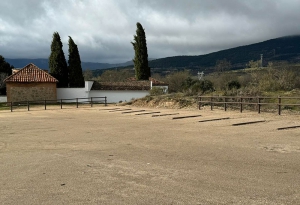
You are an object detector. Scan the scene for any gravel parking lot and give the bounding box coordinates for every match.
[1,106,300,204]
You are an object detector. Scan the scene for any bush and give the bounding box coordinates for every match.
[181,78,215,96]
[199,80,214,94]
[165,71,190,93]
[150,87,165,96]
[227,80,241,90]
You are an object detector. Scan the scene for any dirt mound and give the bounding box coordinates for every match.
[121,94,198,109]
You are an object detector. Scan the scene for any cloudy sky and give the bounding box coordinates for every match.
[1,0,300,63]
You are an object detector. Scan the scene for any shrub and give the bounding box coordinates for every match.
[165,71,190,93]
[150,87,165,96]
[227,80,241,90]
[199,80,214,94]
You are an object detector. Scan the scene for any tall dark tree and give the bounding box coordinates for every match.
[0,55,14,94]
[68,36,84,87]
[132,22,150,80]
[0,55,14,75]
[49,32,68,87]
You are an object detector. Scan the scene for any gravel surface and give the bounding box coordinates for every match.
[1,105,300,204]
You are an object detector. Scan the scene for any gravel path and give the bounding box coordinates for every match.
[1,105,300,204]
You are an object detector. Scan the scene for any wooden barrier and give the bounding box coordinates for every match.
[1,96,107,112]
[198,96,300,115]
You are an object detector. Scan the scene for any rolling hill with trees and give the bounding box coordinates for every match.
[92,35,300,77]
[149,35,300,71]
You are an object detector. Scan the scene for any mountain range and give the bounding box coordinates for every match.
[148,35,300,71]
[5,58,134,70]
[6,35,300,72]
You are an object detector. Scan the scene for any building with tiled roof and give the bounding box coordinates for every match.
[149,77,169,86]
[91,81,151,91]
[5,64,57,83]
[4,63,58,102]
[91,77,168,91]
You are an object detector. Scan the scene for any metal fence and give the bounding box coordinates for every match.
[198,96,300,115]
[0,97,107,112]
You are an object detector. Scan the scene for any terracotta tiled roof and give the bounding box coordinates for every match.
[91,81,151,91]
[4,63,58,83]
[91,76,168,91]
[149,77,169,86]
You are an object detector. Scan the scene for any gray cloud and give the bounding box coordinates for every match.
[0,0,300,63]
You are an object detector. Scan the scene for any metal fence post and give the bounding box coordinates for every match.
[198,97,201,110]
[240,97,243,113]
[91,97,93,107]
[60,99,63,109]
[76,98,78,108]
[105,96,107,106]
[44,99,47,110]
[10,102,13,112]
[258,97,261,114]
[27,101,30,111]
[210,97,213,110]
[278,96,281,115]
[224,97,227,111]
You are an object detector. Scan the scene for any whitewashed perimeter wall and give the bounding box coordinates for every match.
[56,81,149,103]
[57,81,92,102]
[0,96,7,102]
[56,88,88,102]
[89,90,149,103]
[57,89,149,103]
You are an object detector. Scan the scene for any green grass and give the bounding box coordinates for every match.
[0,103,10,111]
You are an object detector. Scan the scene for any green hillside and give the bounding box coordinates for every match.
[149,35,300,71]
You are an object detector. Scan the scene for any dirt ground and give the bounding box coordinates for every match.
[0,105,300,204]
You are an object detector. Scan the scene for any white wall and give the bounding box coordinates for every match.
[89,90,149,103]
[85,81,94,92]
[56,81,94,102]
[57,88,88,102]
[0,96,7,102]
[56,81,150,103]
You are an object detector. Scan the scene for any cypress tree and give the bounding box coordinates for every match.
[68,36,84,87]
[0,55,14,95]
[132,22,151,80]
[49,32,68,87]
[0,55,14,75]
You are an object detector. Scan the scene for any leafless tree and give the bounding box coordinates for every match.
[215,58,231,72]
